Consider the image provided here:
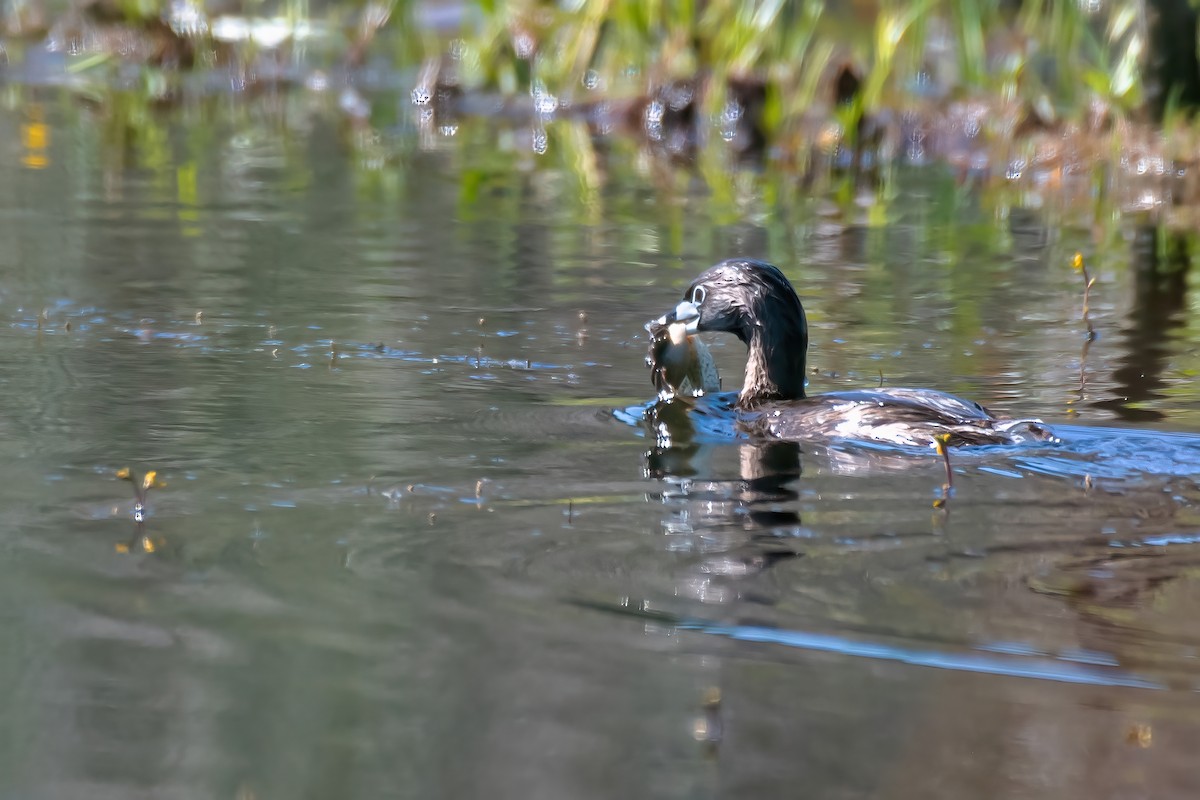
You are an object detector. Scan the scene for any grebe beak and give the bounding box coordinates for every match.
[646,300,701,334]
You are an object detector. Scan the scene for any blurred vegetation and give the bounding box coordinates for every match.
[0,0,1171,122]
[5,0,1200,238]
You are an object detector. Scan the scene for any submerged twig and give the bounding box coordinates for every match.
[932,433,953,508]
[115,467,165,554]
[1070,332,1093,415]
[117,466,163,523]
[693,686,723,755]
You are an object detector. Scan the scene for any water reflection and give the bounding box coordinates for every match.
[601,395,1200,793]
[9,97,1200,799]
[1095,226,1189,421]
[634,392,1200,688]
[643,398,804,604]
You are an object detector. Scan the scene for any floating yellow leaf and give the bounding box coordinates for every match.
[1126,723,1152,748]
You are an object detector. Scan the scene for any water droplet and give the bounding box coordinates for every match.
[513,31,536,60]
[533,88,558,116]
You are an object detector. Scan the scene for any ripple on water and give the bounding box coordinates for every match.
[604,398,1200,689]
[17,297,1200,699]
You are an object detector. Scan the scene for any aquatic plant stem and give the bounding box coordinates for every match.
[1072,251,1097,341]
[933,433,953,507]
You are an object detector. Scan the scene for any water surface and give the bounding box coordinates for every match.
[3,95,1200,798]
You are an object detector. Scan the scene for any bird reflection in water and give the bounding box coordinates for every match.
[643,397,805,605]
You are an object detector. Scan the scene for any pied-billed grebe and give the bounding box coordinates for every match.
[648,259,1055,447]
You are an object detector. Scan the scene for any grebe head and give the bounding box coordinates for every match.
[653,259,809,406]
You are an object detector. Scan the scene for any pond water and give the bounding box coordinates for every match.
[3,93,1200,798]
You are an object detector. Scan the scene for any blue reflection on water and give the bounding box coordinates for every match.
[674,616,1166,690]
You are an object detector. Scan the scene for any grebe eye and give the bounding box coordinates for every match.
[690,286,706,305]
